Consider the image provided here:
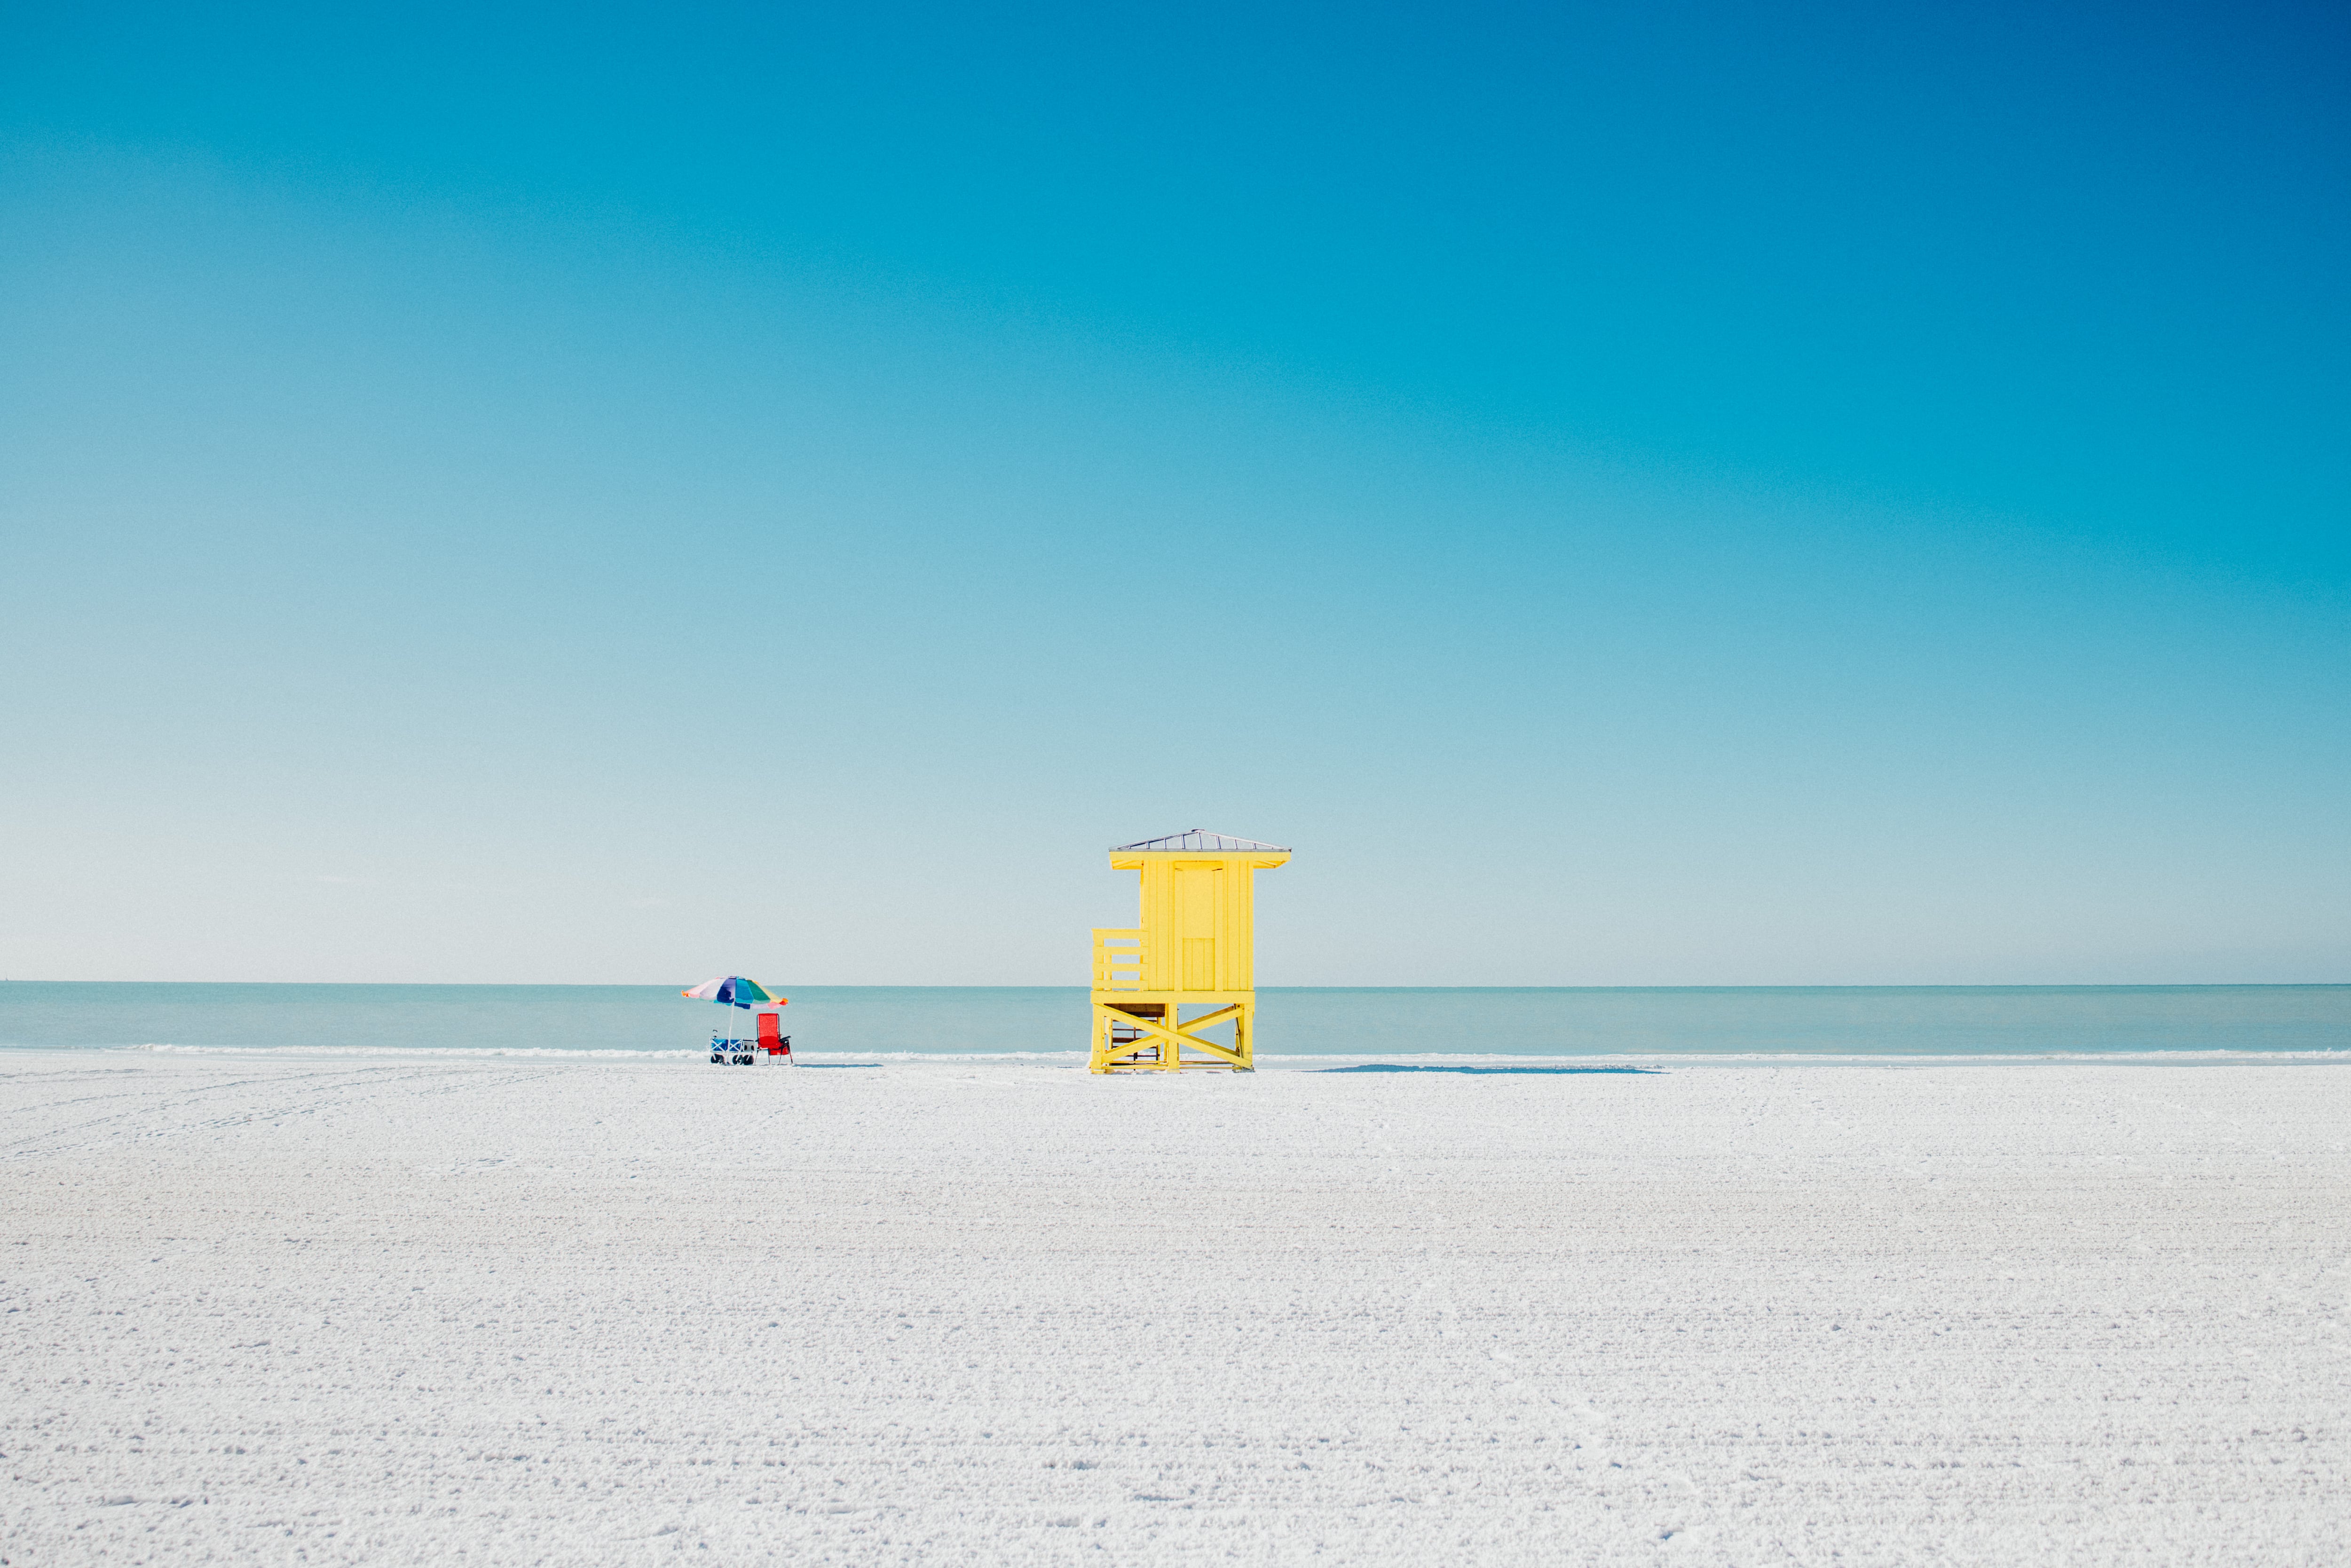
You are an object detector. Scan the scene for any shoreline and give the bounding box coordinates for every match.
[7,1043,2350,1066]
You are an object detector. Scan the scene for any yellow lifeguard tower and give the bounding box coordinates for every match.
[1089,829,1292,1072]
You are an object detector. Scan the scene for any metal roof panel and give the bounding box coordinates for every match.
[1110,829,1293,853]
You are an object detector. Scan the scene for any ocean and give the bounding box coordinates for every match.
[1,981,2344,1062]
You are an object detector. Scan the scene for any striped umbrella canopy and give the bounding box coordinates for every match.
[680,976,780,1009]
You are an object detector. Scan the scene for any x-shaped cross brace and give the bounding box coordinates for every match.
[1100,1004,1247,1068]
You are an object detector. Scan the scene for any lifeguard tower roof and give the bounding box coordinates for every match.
[1111,829,1292,853]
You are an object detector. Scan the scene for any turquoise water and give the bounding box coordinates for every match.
[1,982,2344,1060]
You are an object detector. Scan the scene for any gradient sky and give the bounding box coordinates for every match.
[3,1,2346,985]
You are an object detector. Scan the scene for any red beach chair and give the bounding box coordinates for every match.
[757,1011,792,1061]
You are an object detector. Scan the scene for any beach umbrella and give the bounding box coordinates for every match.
[681,976,779,1009]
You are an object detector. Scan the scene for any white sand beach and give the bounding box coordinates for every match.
[3,1054,2344,1565]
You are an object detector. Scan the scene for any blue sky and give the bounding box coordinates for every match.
[3,1,2345,984]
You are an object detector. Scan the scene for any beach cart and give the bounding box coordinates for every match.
[682,975,792,1066]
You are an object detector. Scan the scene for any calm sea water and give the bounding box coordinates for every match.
[1,982,2344,1061]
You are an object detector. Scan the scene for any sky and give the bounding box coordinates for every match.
[2,0,2346,985]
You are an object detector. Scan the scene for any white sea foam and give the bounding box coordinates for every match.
[125,1042,706,1059]
[1260,1047,2351,1065]
[97,1041,2351,1065]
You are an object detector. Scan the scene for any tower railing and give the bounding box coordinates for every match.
[1091,929,1145,991]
